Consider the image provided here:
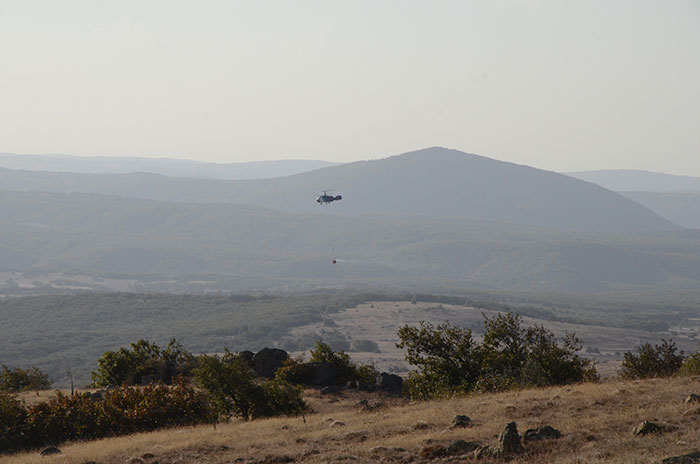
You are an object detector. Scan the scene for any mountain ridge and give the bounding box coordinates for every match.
[0,147,679,234]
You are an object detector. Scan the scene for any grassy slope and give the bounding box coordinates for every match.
[7,376,700,463]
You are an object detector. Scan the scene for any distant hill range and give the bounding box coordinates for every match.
[0,147,678,234]
[567,169,700,229]
[1,189,700,294]
[568,169,700,193]
[0,153,338,180]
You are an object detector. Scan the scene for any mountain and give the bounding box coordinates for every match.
[565,170,700,229]
[2,190,700,294]
[620,192,700,229]
[0,153,338,179]
[567,169,700,193]
[0,147,679,234]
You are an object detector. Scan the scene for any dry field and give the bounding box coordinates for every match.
[290,301,700,378]
[5,376,700,464]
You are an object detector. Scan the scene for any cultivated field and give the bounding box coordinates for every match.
[5,376,700,463]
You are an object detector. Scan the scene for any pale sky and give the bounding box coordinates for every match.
[1,0,698,174]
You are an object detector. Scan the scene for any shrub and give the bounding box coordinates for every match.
[618,339,684,379]
[194,350,307,421]
[91,339,196,387]
[0,391,32,451]
[397,321,482,398]
[0,381,213,454]
[397,313,597,399]
[0,365,51,393]
[678,353,700,376]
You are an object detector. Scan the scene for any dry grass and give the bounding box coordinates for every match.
[4,376,700,464]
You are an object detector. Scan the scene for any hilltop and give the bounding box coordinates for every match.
[0,147,678,233]
[6,376,700,463]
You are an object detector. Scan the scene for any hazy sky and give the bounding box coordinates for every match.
[1,1,698,174]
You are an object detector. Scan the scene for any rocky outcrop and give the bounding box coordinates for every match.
[662,451,700,464]
[523,425,561,442]
[378,372,403,396]
[252,348,289,379]
[633,420,666,436]
[419,440,480,458]
[451,415,471,428]
[475,422,524,459]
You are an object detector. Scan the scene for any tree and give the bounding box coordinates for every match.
[397,313,597,399]
[397,321,482,398]
[0,365,51,393]
[193,350,307,421]
[619,339,684,379]
[91,339,196,387]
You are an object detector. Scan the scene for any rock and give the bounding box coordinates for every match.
[239,350,254,366]
[40,447,61,456]
[252,348,289,379]
[414,420,430,430]
[262,455,295,463]
[451,414,471,428]
[523,425,561,442]
[320,386,340,395]
[633,420,663,436]
[307,362,341,387]
[330,420,346,427]
[686,394,700,404]
[370,446,406,455]
[662,452,700,464]
[356,399,383,411]
[474,422,523,459]
[419,445,446,459]
[419,441,480,458]
[445,440,480,455]
[378,372,403,396]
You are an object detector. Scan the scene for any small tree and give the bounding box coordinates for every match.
[397,321,482,398]
[0,365,51,393]
[194,350,307,421]
[91,339,196,387]
[619,339,684,379]
[397,313,597,399]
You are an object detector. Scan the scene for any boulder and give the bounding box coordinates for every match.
[523,425,561,442]
[451,414,471,428]
[378,372,403,396]
[239,350,254,366]
[419,441,480,458]
[633,420,663,436]
[307,362,341,387]
[252,348,289,379]
[475,422,523,459]
[320,386,341,395]
[662,452,700,464]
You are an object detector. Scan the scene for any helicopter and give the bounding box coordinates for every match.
[316,190,342,204]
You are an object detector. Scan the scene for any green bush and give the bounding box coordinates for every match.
[91,339,196,387]
[0,391,32,451]
[678,353,700,376]
[0,381,213,454]
[618,339,684,379]
[397,313,597,399]
[0,365,51,393]
[194,350,307,421]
